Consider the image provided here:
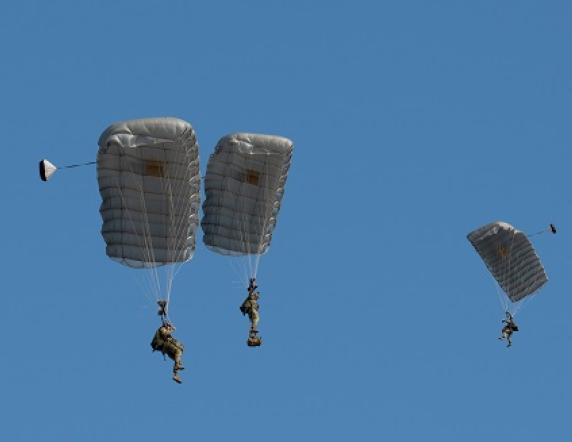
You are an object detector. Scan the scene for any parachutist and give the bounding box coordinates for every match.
[240,287,261,346]
[151,321,185,383]
[499,312,519,347]
[550,224,557,234]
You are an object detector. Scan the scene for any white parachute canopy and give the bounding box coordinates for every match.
[97,117,201,303]
[39,159,57,181]
[201,133,293,283]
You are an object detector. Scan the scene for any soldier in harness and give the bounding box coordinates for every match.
[240,278,262,347]
[499,311,519,347]
[151,300,185,383]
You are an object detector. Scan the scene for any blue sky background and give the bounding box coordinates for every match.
[2,1,571,441]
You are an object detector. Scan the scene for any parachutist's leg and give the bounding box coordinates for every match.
[250,310,260,333]
[500,326,510,342]
[172,352,184,383]
[174,349,184,371]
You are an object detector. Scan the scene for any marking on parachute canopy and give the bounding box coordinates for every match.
[497,244,509,258]
[245,169,260,185]
[145,160,166,177]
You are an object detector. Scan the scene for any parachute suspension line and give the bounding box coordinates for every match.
[240,158,255,280]
[501,227,536,317]
[493,238,509,313]
[511,296,529,317]
[504,230,517,314]
[506,229,541,318]
[251,156,266,278]
[227,185,249,287]
[496,229,517,315]
[252,151,270,278]
[238,151,274,281]
[142,147,183,304]
[115,152,161,302]
[120,151,162,300]
[161,142,179,303]
[227,258,249,292]
[162,137,197,304]
[492,275,508,313]
[239,200,253,282]
[116,153,153,299]
[237,151,255,282]
[168,128,201,304]
[161,145,176,304]
[127,167,159,299]
[131,271,157,306]
[225,224,248,287]
[133,154,163,301]
[493,247,508,313]
[253,156,273,278]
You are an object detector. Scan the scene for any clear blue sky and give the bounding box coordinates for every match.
[2,1,572,441]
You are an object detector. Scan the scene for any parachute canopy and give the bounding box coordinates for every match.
[467,221,548,303]
[202,133,293,256]
[39,159,57,181]
[97,117,200,268]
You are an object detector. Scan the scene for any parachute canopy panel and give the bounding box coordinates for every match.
[202,133,293,256]
[467,221,548,303]
[97,117,200,268]
[39,159,57,181]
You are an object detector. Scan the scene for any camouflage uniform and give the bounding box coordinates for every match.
[151,323,185,382]
[241,287,262,346]
[240,292,260,332]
